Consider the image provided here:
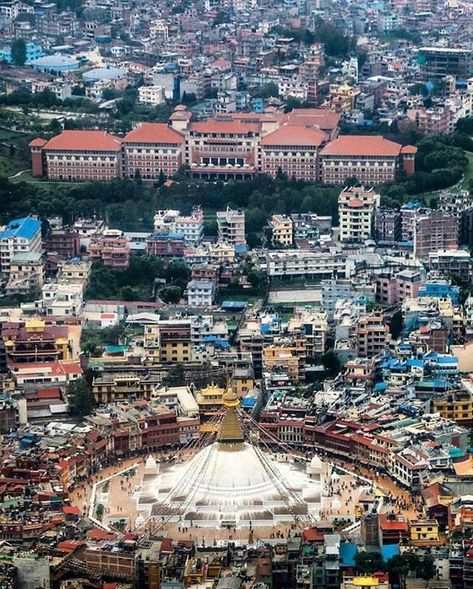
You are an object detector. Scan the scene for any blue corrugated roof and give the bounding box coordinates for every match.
[0,217,40,240]
[221,300,247,310]
[241,397,257,408]
[382,544,399,561]
[340,542,357,567]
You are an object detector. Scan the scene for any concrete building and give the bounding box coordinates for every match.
[414,211,458,259]
[374,208,401,244]
[418,47,472,80]
[428,249,471,284]
[153,208,204,245]
[89,230,130,268]
[356,313,389,357]
[217,207,246,246]
[138,85,166,105]
[338,186,380,242]
[186,279,215,307]
[376,270,423,305]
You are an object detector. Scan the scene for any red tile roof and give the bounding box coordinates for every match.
[320,135,403,157]
[29,138,48,147]
[260,126,327,147]
[401,145,418,154]
[123,122,184,144]
[87,528,117,541]
[44,131,122,152]
[57,540,85,553]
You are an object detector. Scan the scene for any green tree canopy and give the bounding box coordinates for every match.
[11,39,27,66]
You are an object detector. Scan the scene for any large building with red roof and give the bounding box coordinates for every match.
[122,122,185,181]
[319,135,416,185]
[31,130,123,182]
[30,107,416,184]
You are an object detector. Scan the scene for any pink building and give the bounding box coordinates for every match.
[89,230,130,268]
[376,270,423,305]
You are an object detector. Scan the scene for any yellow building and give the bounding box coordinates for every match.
[433,389,473,425]
[270,214,293,247]
[232,368,254,398]
[409,519,439,543]
[342,576,389,589]
[92,373,161,404]
[157,319,192,364]
[195,383,226,420]
[328,83,361,112]
[262,338,306,381]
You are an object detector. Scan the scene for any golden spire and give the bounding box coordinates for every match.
[219,382,244,444]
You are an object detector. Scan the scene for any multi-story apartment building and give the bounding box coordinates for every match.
[376,270,423,305]
[88,229,130,268]
[414,211,459,259]
[138,85,166,106]
[30,131,123,181]
[428,249,471,284]
[374,208,401,244]
[186,279,215,307]
[356,313,389,357]
[262,250,348,280]
[418,47,473,80]
[216,207,246,245]
[147,232,186,257]
[44,228,80,260]
[338,186,380,242]
[269,214,293,246]
[0,217,42,277]
[319,136,416,185]
[122,123,184,181]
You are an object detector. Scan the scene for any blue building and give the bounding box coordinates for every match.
[30,54,80,73]
[0,42,44,64]
[418,281,460,304]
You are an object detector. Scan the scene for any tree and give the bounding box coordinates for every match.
[354,551,385,574]
[389,310,403,339]
[322,350,341,376]
[11,39,27,66]
[159,285,182,303]
[68,377,95,417]
[164,363,186,386]
[95,503,104,520]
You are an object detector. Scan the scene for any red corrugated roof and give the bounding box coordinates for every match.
[379,514,408,531]
[63,505,81,515]
[44,130,122,152]
[320,135,403,157]
[123,122,184,144]
[261,126,327,147]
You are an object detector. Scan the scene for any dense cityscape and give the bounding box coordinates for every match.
[0,0,472,587]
